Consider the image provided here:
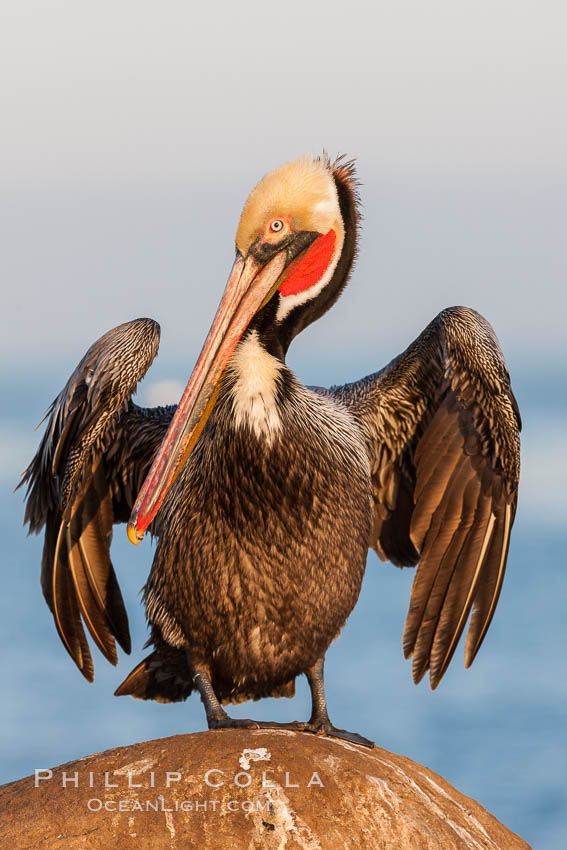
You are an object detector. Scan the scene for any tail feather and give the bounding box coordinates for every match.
[116,650,297,706]
[115,651,193,703]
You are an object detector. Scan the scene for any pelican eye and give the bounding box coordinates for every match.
[270,219,284,233]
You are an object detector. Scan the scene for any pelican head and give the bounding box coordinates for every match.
[128,155,359,543]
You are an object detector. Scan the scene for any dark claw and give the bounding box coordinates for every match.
[207,715,374,747]
[304,721,375,748]
[208,716,260,730]
[254,720,307,731]
[208,717,306,732]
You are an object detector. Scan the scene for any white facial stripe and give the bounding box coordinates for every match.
[312,199,336,217]
[227,331,283,442]
[275,227,344,323]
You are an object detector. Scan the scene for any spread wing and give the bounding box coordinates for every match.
[20,318,175,681]
[333,307,521,688]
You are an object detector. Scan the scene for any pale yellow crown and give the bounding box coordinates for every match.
[235,156,344,255]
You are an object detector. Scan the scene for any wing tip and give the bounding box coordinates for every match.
[119,634,132,656]
[78,660,95,684]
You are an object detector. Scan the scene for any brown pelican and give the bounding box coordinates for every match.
[21,155,520,746]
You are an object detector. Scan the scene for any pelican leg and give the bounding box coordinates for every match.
[189,654,373,745]
[191,668,231,727]
[304,656,375,748]
[189,659,289,730]
[190,667,302,731]
[188,660,256,729]
[306,656,331,726]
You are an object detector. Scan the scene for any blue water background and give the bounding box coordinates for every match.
[1,357,565,850]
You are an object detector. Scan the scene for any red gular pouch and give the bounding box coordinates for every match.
[278,229,336,297]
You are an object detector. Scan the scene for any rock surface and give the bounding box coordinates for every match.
[0,729,530,849]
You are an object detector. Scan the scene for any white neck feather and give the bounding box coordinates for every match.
[227,331,283,442]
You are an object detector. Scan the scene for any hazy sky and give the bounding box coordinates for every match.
[2,8,566,844]
[1,1,565,511]
[1,0,564,547]
[2,1,566,184]
[1,0,566,371]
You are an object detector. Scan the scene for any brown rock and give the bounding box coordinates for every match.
[0,729,530,849]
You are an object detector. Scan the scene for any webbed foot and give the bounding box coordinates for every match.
[303,719,375,748]
[209,717,306,732]
[208,715,260,730]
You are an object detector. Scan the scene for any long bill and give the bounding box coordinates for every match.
[127,250,287,544]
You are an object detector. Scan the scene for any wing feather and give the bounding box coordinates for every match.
[21,318,172,680]
[428,504,495,686]
[406,457,479,681]
[52,522,94,680]
[465,502,513,667]
[411,425,465,551]
[333,306,520,687]
[66,517,118,665]
[77,514,131,654]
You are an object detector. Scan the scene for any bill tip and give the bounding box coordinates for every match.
[127,520,143,546]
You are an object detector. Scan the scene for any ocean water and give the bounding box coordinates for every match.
[1,363,565,849]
